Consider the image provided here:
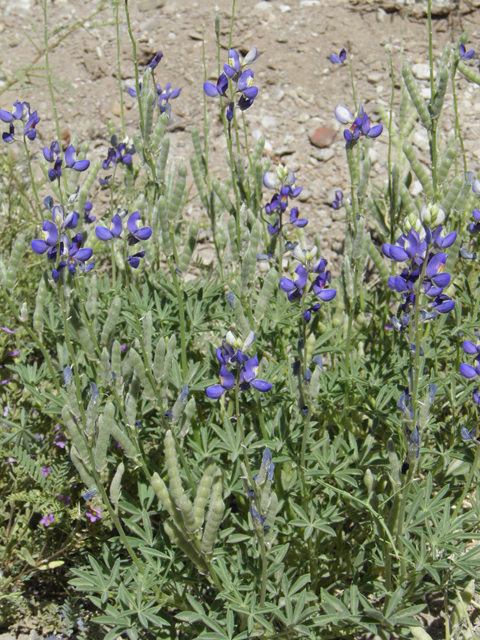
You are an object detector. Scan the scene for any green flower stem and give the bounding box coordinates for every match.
[112,0,126,139]
[451,63,467,175]
[387,50,396,243]
[167,255,188,379]
[234,372,268,607]
[23,138,43,221]
[3,290,62,396]
[124,0,143,131]
[427,0,438,195]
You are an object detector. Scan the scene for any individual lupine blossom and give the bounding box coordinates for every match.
[460,334,480,379]
[86,507,101,523]
[330,48,347,65]
[279,246,336,322]
[382,215,456,317]
[0,100,40,143]
[43,142,90,182]
[95,212,152,268]
[468,209,480,235]
[461,426,478,443]
[31,204,81,259]
[334,103,383,148]
[83,202,95,224]
[102,140,133,170]
[50,234,95,282]
[40,513,54,527]
[331,190,343,210]
[459,43,475,60]
[203,47,259,115]
[146,51,163,71]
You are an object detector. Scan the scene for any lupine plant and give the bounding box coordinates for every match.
[2,0,480,638]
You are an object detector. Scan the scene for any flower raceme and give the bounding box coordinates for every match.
[203,46,258,118]
[334,103,383,148]
[206,357,271,399]
[43,142,90,182]
[95,212,152,268]
[460,335,480,379]
[263,166,305,236]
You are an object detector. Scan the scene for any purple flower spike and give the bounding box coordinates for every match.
[330,48,347,65]
[459,43,475,60]
[65,145,90,172]
[95,214,123,241]
[127,211,152,244]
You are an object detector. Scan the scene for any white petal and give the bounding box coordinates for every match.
[472,178,480,194]
[242,331,255,351]
[226,331,236,346]
[263,172,279,190]
[242,46,258,66]
[334,105,353,124]
[293,244,304,262]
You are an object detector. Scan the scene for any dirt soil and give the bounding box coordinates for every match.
[1,0,480,631]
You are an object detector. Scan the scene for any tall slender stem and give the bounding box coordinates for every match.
[23,138,43,221]
[113,0,126,139]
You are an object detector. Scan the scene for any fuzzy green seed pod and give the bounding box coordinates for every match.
[101,347,111,388]
[233,297,251,336]
[132,130,146,167]
[255,268,278,324]
[366,236,389,285]
[77,159,101,212]
[441,174,464,217]
[164,521,209,573]
[154,338,166,382]
[0,258,6,285]
[111,340,122,390]
[387,438,401,490]
[101,295,121,347]
[309,365,321,401]
[143,311,153,369]
[437,138,458,185]
[458,60,480,86]
[5,234,25,290]
[341,255,354,312]
[156,134,170,185]
[452,179,471,220]
[151,472,175,516]
[191,125,207,176]
[129,347,155,398]
[70,446,95,489]
[264,491,277,533]
[431,65,448,119]
[402,143,434,198]
[193,458,215,530]
[85,388,100,439]
[352,216,366,269]
[125,391,136,427]
[201,497,224,556]
[110,462,125,504]
[33,274,48,333]
[252,134,265,163]
[158,195,172,255]
[165,430,185,509]
[212,176,235,215]
[399,184,419,221]
[95,401,114,472]
[167,161,187,221]
[142,88,156,149]
[179,494,197,534]
[178,221,199,274]
[227,215,239,262]
[151,111,170,154]
[110,421,138,459]
[190,153,208,209]
[179,397,196,438]
[358,157,371,198]
[86,274,98,332]
[171,385,189,423]
[402,62,432,129]
[241,246,254,296]
[62,406,89,462]
[234,153,246,186]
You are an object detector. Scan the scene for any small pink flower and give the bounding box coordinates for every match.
[40,513,54,527]
[1,327,16,334]
[86,507,101,523]
[57,494,71,506]
[55,432,67,448]
[42,466,51,477]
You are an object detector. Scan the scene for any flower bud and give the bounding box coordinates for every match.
[420,203,445,227]
[404,213,426,240]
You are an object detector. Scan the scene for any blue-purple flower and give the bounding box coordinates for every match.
[65,145,90,172]
[334,103,383,148]
[83,202,95,224]
[0,100,40,142]
[332,190,343,210]
[203,73,229,98]
[468,209,480,235]
[459,43,475,60]
[330,48,346,65]
[460,335,480,379]
[126,251,146,269]
[31,221,59,256]
[206,365,236,399]
[280,264,308,302]
[204,46,259,114]
[126,211,153,245]
[102,142,132,170]
[239,356,271,392]
[146,51,163,70]
[95,214,123,241]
